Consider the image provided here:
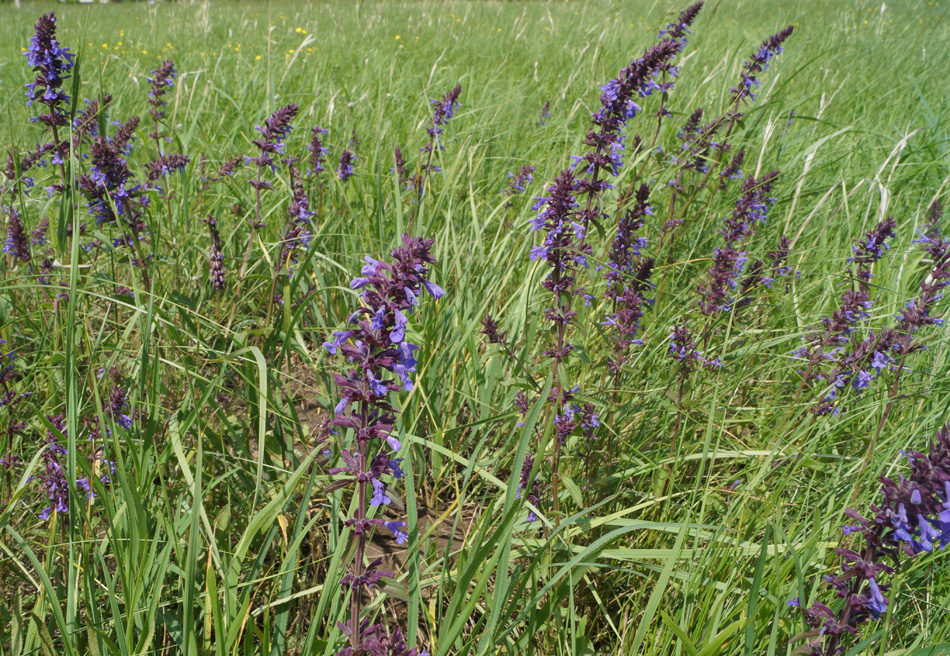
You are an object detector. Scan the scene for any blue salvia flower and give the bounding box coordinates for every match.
[574,38,681,225]
[417,84,462,191]
[731,26,794,104]
[697,171,778,316]
[538,100,551,126]
[146,60,177,141]
[308,126,329,176]
[516,452,541,523]
[325,234,441,655]
[33,414,113,521]
[668,322,719,370]
[77,128,149,234]
[505,165,535,196]
[247,104,299,191]
[793,286,874,414]
[277,174,314,277]
[337,149,356,182]
[24,13,75,130]
[658,2,704,51]
[72,95,112,150]
[822,224,949,405]
[393,145,420,195]
[425,84,462,147]
[913,200,945,260]
[107,385,134,430]
[76,122,151,255]
[145,153,189,181]
[848,217,898,283]
[603,184,654,374]
[791,424,950,655]
[719,149,746,189]
[4,206,31,263]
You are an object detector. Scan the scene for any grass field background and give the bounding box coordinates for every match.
[1,1,949,655]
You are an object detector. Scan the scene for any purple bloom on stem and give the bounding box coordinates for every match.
[370,478,390,506]
[385,521,408,544]
[325,234,442,651]
[208,216,226,291]
[4,207,31,263]
[793,424,950,654]
[337,149,356,181]
[504,165,535,205]
[146,60,177,138]
[849,217,897,283]
[24,13,75,129]
[731,26,794,104]
[427,85,462,143]
[308,126,329,176]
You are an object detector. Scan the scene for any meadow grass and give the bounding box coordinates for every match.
[1,1,949,655]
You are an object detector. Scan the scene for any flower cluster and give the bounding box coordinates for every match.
[425,84,462,149]
[669,108,726,175]
[24,13,75,130]
[248,104,299,193]
[277,176,314,277]
[324,234,442,655]
[576,38,681,215]
[658,2,704,48]
[653,2,704,104]
[337,149,356,182]
[816,217,948,407]
[145,153,189,181]
[146,60,177,140]
[308,126,329,176]
[504,165,535,205]
[207,216,225,291]
[719,149,746,189]
[668,322,720,371]
[393,145,418,195]
[409,84,462,195]
[73,95,112,149]
[4,207,31,263]
[848,217,897,283]
[603,184,654,374]
[33,414,114,521]
[77,126,150,239]
[731,26,795,104]
[791,424,950,655]
[480,314,507,346]
[517,451,541,522]
[697,171,778,315]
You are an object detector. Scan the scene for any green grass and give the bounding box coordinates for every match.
[1,1,950,655]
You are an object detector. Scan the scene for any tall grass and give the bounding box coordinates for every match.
[1,1,949,655]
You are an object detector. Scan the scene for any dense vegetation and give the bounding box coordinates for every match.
[1,1,949,655]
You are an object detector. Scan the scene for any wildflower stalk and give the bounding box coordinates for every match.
[146,61,182,233]
[324,235,441,655]
[408,85,461,232]
[791,424,950,655]
[239,104,298,281]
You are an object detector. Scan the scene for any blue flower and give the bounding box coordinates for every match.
[385,521,408,544]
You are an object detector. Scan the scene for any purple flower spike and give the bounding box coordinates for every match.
[848,217,897,283]
[337,149,356,181]
[326,234,441,652]
[731,26,794,104]
[24,13,75,129]
[793,424,950,654]
[426,85,462,145]
[4,207,31,263]
[146,60,177,131]
[308,126,329,176]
